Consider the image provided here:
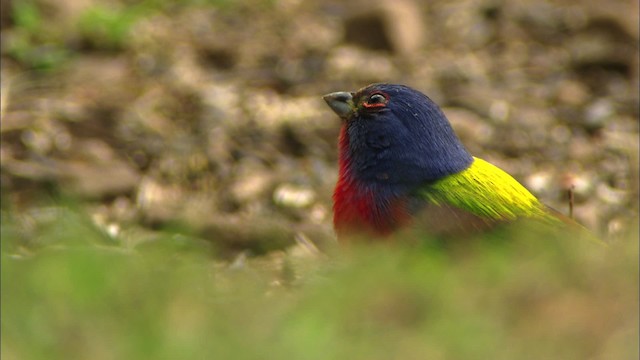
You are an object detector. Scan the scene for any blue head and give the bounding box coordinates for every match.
[324,83,473,191]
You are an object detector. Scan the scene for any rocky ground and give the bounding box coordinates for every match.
[1,0,638,257]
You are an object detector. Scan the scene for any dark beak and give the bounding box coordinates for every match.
[323,91,355,119]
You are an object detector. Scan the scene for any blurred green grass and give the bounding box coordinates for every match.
[2,205,638,360]
[5,0,271,70]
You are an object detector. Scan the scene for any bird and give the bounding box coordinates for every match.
[322,83,587,241]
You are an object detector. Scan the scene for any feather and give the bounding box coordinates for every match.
[416,157,551,222]
[324,83,598,243]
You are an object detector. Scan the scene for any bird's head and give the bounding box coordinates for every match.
[323,83,473,188]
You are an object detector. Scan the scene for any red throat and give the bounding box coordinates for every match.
[333,126,410,238]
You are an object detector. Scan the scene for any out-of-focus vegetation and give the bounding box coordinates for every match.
[5,0,255,68]
[1,0,638,358]
[2,206,638,360]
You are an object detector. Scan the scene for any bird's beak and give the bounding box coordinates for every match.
[323,91,355,119]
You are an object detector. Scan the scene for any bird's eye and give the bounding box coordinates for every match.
[369,94,386,104]
[363,92,388,109]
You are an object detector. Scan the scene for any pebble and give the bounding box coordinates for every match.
[596,183,627,205]
[585,98,615,129]
[273,184,316,208]
[525,171,553,194]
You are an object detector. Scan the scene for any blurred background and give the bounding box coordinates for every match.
[1,0,638,250]
[1,0,638,359]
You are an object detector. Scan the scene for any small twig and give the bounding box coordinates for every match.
[294,232,322,256]
[568,185,575,220]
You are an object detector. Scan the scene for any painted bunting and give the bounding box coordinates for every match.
[323,83,582,241]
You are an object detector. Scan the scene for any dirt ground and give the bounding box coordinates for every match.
[1,0,638,255]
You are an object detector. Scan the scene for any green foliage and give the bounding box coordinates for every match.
[76,5,144,50]
[5,0,265,70]
[2,205,638,360]
[13,1,42,32]
[6,1,69,71]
